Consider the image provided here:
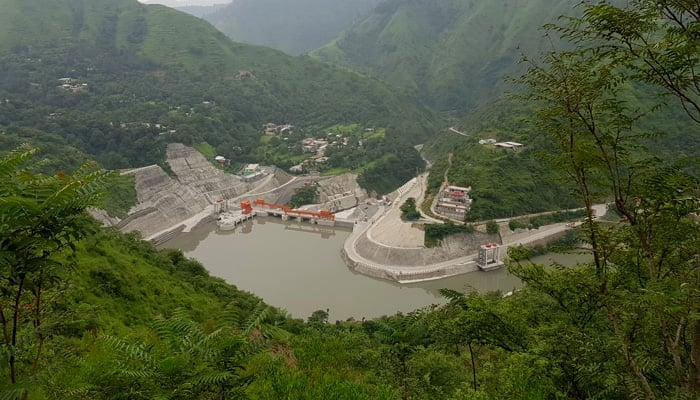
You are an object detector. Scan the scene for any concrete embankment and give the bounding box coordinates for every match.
[341,248,479,283]
[116,143,290,238]
[341,174,598,284]
[120,164,211,238]
[344,222,496,283]
[340,175,500,283]
[109,143,370,240]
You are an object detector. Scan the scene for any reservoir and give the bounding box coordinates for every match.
[162,217,584,321]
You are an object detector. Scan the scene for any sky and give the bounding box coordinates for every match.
[138,0,229,7]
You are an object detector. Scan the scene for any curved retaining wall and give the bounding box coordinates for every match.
[341,248,479,283]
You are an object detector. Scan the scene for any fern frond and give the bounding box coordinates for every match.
[189,371,233,387]
[242,301,270,335]
[0,388,26,400]
[439,288,466,303]
[100,335,155,366]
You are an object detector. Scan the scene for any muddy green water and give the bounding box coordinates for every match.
[161,217,589,321]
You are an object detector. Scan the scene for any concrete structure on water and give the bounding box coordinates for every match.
[215,199,336,228]
[217,210,256,230]
[250,199,335,226]
[476,243,504,271]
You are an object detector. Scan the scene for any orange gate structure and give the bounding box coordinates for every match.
[248,198,335,221]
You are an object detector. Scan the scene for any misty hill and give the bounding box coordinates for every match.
[176,3,228,18]
[0,0,436,192]
[312,0,575,112]
[199,0,381,56]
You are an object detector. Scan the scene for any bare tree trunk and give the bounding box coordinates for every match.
[688,268,700,394]
[10,273,25,384]
[30,270,44,377]
[0,308,10,344]
[468,341,477,392]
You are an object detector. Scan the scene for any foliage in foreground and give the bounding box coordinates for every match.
[0,146,111,394]
[0,1,699,399]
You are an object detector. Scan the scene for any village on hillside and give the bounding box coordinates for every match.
[260,122,377,174]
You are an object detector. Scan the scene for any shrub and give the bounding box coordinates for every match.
[486,221,500,235]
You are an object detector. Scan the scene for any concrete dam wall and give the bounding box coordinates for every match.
[115,143,364,240]
[119,144,287,238]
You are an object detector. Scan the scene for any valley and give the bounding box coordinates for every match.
[112,142,592,287]
[0,0,697,398]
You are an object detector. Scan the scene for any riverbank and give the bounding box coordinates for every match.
[341,174,494,283]
[114,144,601,284]
[101,143,368,241]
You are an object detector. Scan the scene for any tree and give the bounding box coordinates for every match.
[289,184,318,209]
[485,221,499,235]
[559,0,700,123]
[434,290,526,393]
[399,197,421,221]
[308,309,329,325]
[0,146,111,396]
[514,2,700,397]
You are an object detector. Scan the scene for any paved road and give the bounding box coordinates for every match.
[343,175,480,283]
[343,215,478,284]
[342,172,608,283]
[119,164,160,176]
[448,127,469,137]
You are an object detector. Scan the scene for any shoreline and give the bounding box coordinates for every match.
[150,173,598,284]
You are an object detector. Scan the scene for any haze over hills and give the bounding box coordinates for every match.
[176,3,228,18]
[312,0,575,112]
[0,0,436,192]
[198,0,382,56]
[139,0,227,6]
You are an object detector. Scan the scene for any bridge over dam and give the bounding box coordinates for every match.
[218,199,352,229]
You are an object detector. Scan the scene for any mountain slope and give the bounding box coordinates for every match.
[199,0,381,56]
[0,0,437,192]
[312,0,575,112]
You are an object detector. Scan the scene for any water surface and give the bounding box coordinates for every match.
[162,217,586,321]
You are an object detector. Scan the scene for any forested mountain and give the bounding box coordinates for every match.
[198,0,381,56]
[312,0,574,112]
[0,0,435,192]
[1,1,699,399]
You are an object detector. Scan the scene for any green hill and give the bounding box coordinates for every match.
[0,0,437,193]
[312,0,575,112]
[199,0,381,56]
